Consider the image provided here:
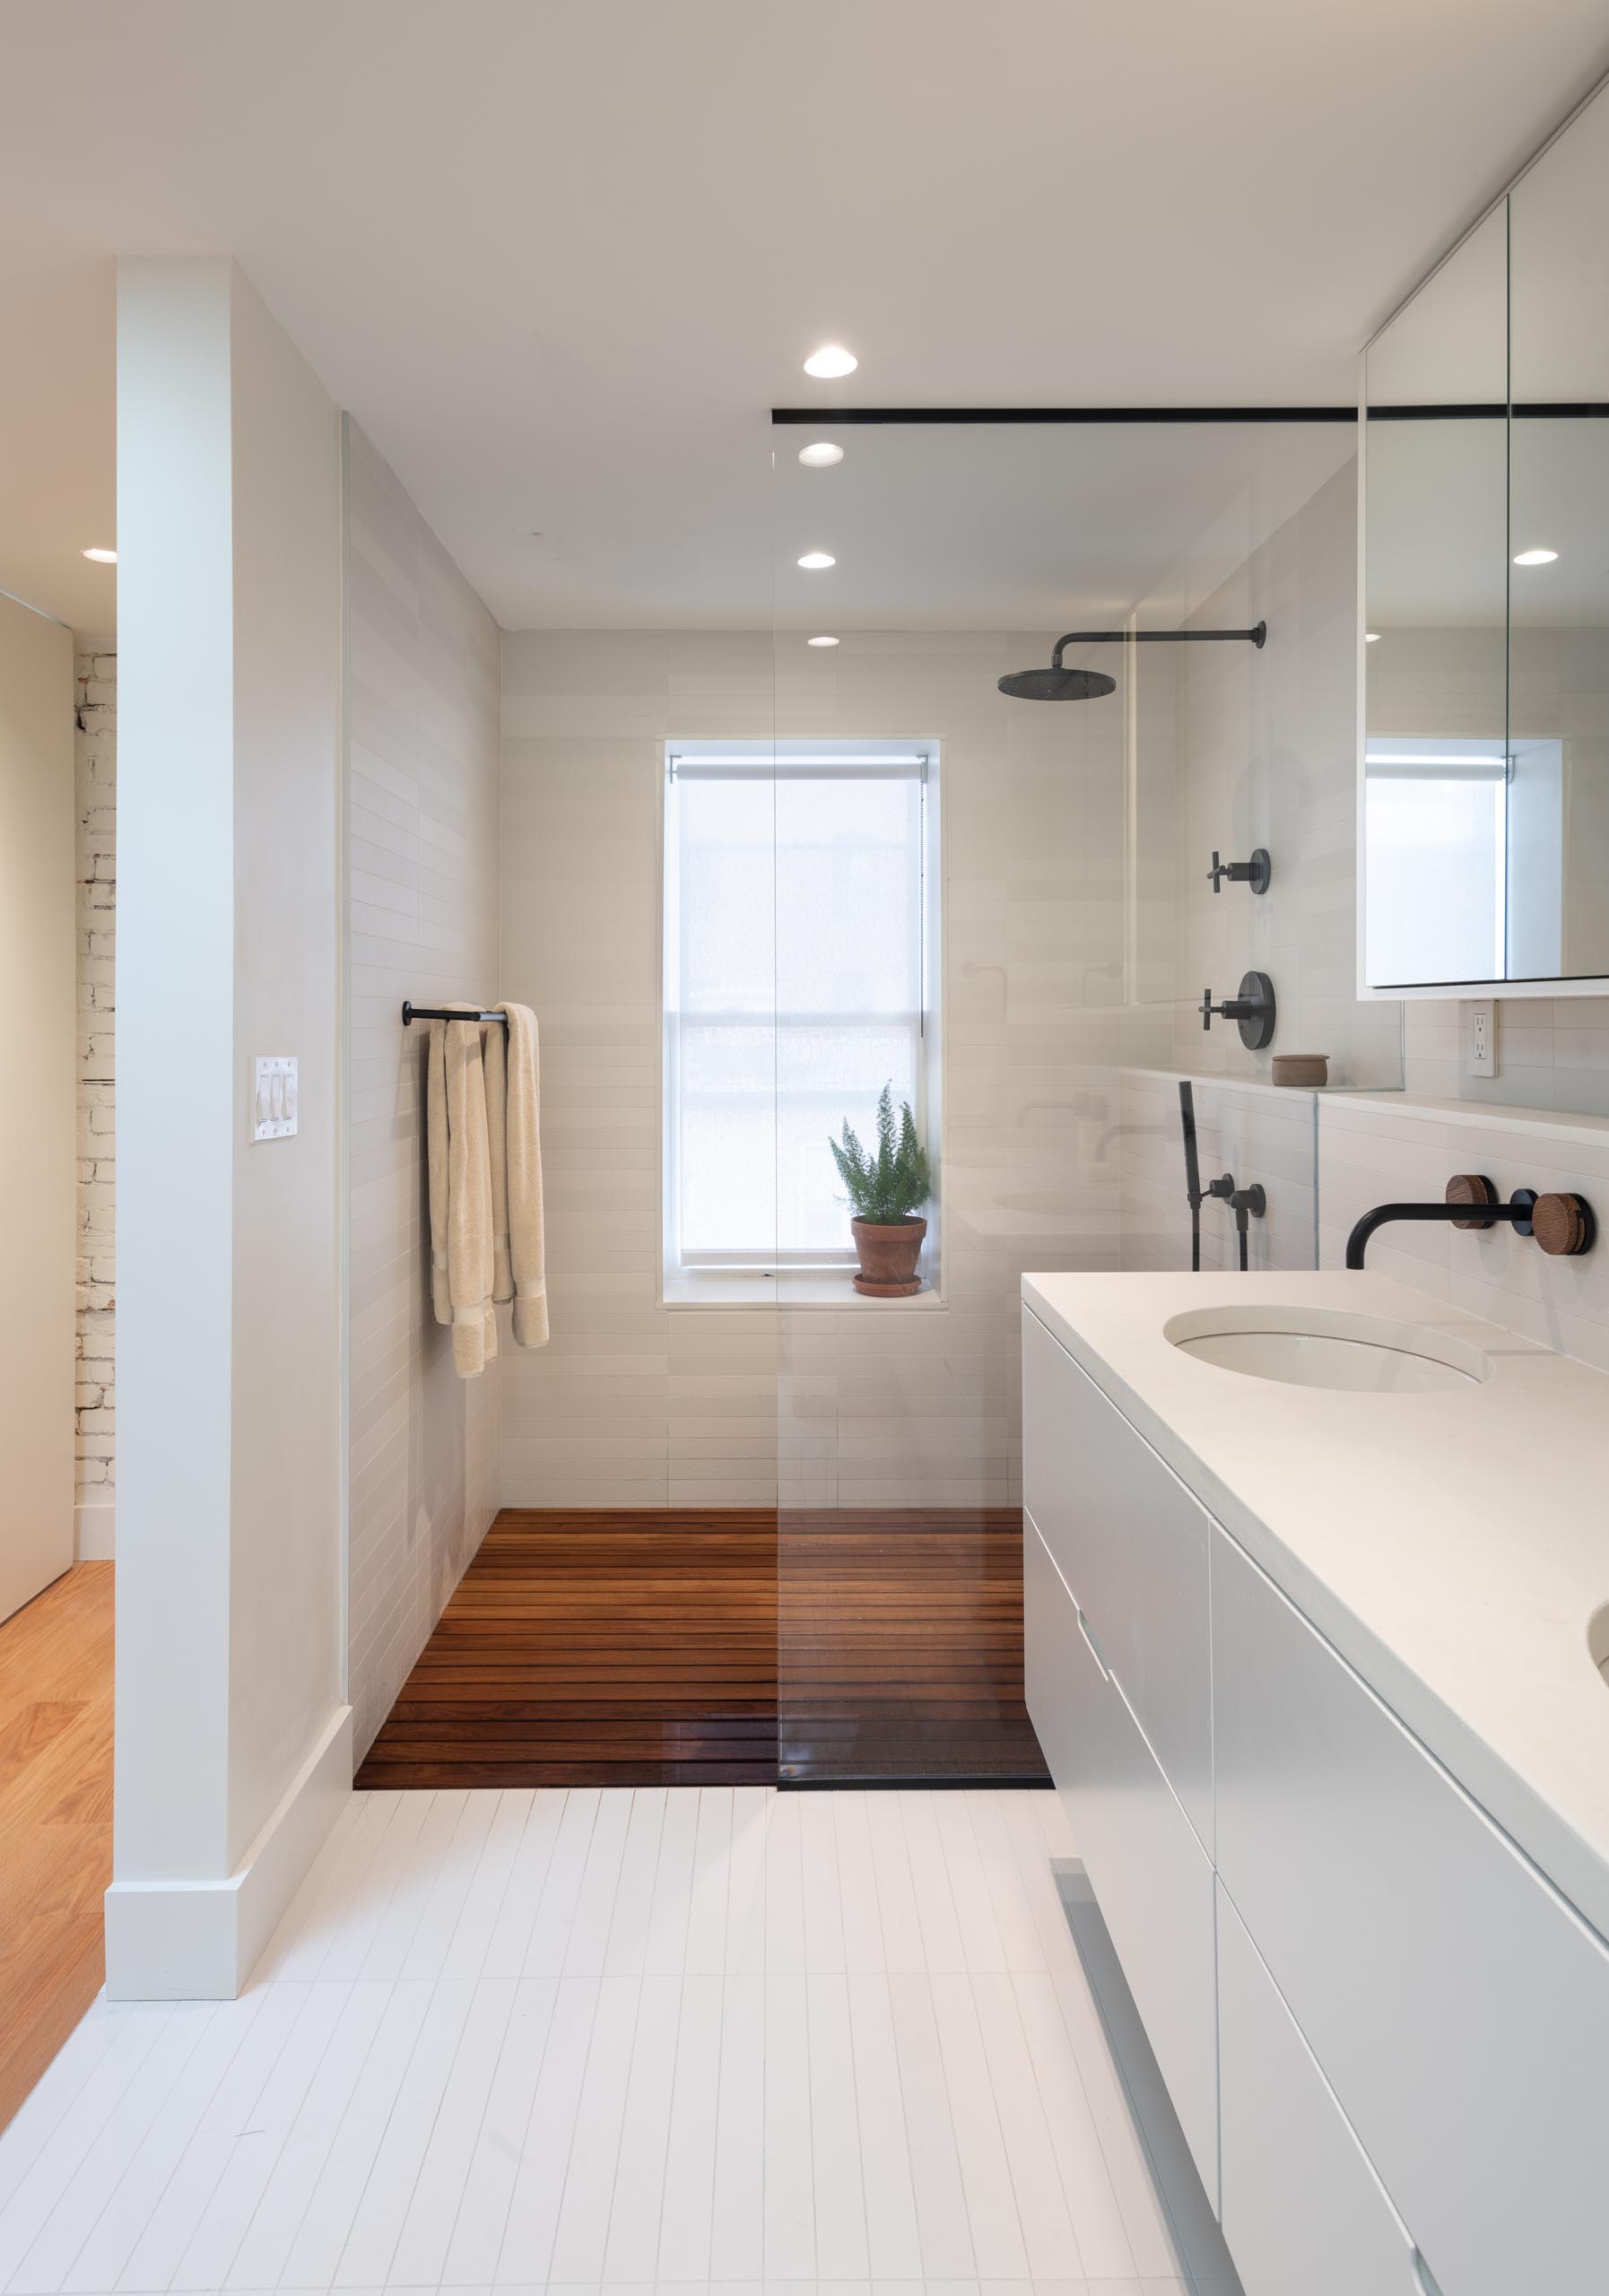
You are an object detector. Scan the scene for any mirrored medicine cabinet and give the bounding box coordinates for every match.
[1362,76,1609,996]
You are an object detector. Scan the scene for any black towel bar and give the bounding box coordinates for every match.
[401,1001,508,1027]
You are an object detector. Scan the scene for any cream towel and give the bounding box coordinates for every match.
[499,1002,549,1346]
[425,1011,499,1378]
[426,1021,452,1326]
[483,1018,512,1303]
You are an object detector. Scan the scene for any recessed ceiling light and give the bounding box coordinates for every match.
[803,345,857,379]
[1365,631,1381,643]
[797,551,836,570]
[82,546,117,563]
[1513,547,1559,565]
[798,441,844,469]
[807,635,839,648]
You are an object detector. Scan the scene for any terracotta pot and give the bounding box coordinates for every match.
[850,1216,927,1298]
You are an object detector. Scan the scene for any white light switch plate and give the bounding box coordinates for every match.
[1463,1000,1497,1080]
[253,1054,299,1140]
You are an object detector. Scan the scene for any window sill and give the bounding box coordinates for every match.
[664,1274,945,1311]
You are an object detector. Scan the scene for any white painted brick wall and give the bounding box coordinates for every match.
[75,651,116,1504]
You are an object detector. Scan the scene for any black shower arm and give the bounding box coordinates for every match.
[1050,622,1266,668]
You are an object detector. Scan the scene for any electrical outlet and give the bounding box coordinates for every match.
[1463,1000,1497,1080]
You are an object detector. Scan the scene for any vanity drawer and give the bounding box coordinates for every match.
[1022,1307,1213,1845]
[1025,1512,1219,2203]
[1212,1522,1609,2296]
[1218,1881,1420,2296]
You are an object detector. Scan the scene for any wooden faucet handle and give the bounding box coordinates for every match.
[1446,1173,1500,1231]
[1533,1192,1596,1257]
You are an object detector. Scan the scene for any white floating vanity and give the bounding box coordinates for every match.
[1022,1270,1609,2296]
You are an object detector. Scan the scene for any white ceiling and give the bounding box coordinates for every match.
[770,421,1357,631]
[2,1,1608,639]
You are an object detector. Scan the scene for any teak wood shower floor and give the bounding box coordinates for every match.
[357,1508,1049,1789]
[0,1561,115,2135]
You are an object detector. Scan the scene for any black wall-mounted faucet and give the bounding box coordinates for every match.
[1199,970,1276,1050]
[1208,848,1271,895]
[1345,1174,1595,1268]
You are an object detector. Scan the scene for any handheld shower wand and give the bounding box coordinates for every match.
[1179,1081,1203,1271]
[1179,1079,1265,1269]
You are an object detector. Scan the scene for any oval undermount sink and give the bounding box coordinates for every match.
[1163,1304,1490,1394]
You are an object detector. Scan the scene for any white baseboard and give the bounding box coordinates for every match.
[75,1501,115,1561]
[104,1703,352,2000]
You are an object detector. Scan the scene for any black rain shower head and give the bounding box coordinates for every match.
[997,665,1117,700]
[998,620,1267,700]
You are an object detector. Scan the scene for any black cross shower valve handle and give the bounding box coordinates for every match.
[1208,848,1272,894]
[1198,970,1277,1051]
[1200,987,1255,1028]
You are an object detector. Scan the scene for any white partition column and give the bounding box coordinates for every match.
[109,257,350,1999]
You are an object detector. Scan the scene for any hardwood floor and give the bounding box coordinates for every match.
[781,1509,1049,1784]
[358,1511,778,1789]
[0,1561,114,2135]
[357,1508,1048,1790]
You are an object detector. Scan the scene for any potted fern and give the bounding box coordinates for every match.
[828,1085,933,1296]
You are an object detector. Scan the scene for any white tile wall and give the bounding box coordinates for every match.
[1120,1066,1609,1373]
[1317,1093,1609,1370]
[345,422,503,1761]
[500,629,1128,1509]
[1402,995,1609,1118]
[1128,460,1403,1094]
[74,650,116,1525]
[1113,451,1609,1320]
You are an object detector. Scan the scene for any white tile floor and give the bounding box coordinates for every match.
[0,1788,1237,2296]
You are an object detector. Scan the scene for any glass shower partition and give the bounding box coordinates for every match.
[769,420,1134,1784]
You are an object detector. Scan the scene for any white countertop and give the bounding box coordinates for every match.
[1022,1267,1609,1944]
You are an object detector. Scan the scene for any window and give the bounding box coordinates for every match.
[663,738,935,1292]
[1364,734,1562,984]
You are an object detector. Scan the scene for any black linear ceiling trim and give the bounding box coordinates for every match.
[770,401,1609,426]
[770,404,1358,424]
[1370,400,1609,419]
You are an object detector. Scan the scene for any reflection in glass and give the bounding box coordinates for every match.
[1509,82,1609,978]
[1362,203,1509,988]
[1363,74,1609,986]
[1364,740,1507,984]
